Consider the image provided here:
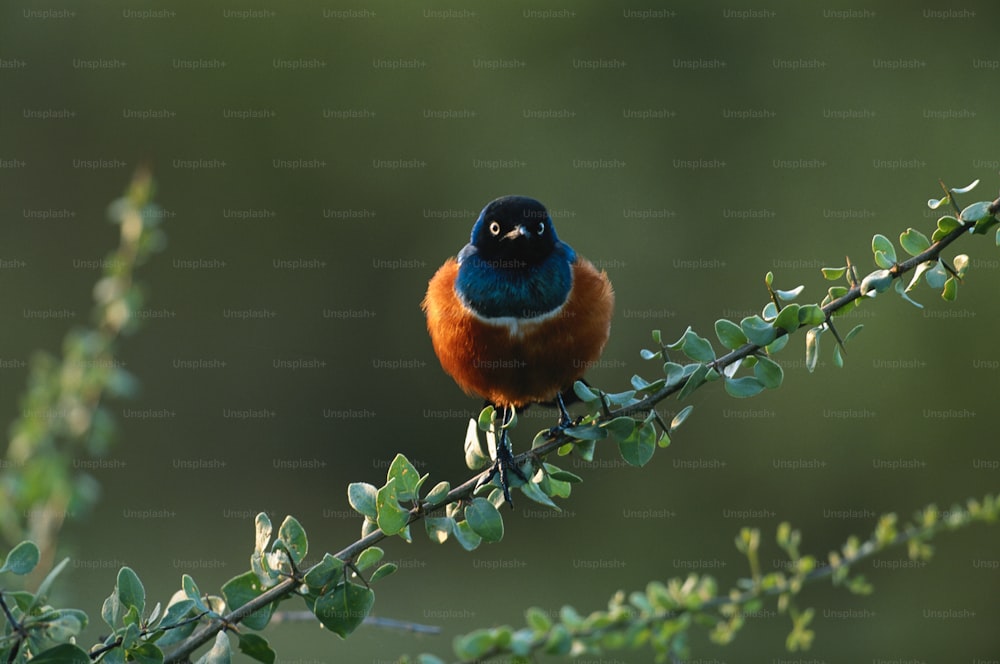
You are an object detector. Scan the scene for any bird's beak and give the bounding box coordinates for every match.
[503,225,529,241]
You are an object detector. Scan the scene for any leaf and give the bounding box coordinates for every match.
[303,553,345,590]
[927,196,948,210]
[464,419,488,470]
[942,276,958,301]
[254,513,272,554]
[773,304,800,333]
[906,261,934,292]
[679,329,715,363]
[375,478,409,536]
[237,633,276,664]
[754,356,784,389]
[369,563,397,584]
[347,483,378,519]
[740,315,777,347]
[724,376,765,398]
[899,228,931,256]
[477,405,494,431]
[618,422,656,467]
[354,547,384,573]
[961,200,992,223]
[797,304,825,326]
[677,363,710,401]
[314,582,375,638]
[182,574,210,613]
[895,279,923,308]
[278,516,307,566]
[1,541,40,575]
[452,520,484,551]
[387,454,421,502]
[194,631,231,664]
[805,326,824,373]
[670,405,694,431]
[953,254,970,278]
[221,572,273,631]
[821,267,846,281]
[601,416,636,441]
[859,269,892,296]
[564,424,606,441]
[465,498,504,543]
[924,261,948,289]
[952,179,980,194]
[932,215,961,242]
[424,481,450,505]
[775,285,805,301]
[872,234,897,267]
[714,319,748,350]
[519,481,560,509]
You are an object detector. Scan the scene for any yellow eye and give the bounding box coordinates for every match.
[489,221,501,235]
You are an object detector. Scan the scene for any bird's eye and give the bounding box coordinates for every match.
[537,222,545,235]
[489,221,501,235]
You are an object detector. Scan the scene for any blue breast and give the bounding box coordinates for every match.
[455,243,576,319]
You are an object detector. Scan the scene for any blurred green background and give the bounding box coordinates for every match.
[2,1,999,661]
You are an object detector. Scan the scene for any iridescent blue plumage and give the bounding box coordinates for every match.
[454,196,577,320]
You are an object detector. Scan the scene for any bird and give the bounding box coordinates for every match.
[422,195,614,505]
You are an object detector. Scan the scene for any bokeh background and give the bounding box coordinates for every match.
[2,1,999,661]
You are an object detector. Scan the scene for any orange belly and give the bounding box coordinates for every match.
[422,257,614,408]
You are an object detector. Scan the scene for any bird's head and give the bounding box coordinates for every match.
[468,195,561,267]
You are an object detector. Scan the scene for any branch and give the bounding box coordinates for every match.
[164,186,999,663]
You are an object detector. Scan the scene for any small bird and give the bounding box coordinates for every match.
[422,195,614,505]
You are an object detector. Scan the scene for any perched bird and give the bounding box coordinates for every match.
[422,195,614,504]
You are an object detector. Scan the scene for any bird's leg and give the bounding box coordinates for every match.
[476,404,528,508]
[545,391,579,438]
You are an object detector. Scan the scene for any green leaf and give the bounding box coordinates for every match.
[797,304,825,326]
[932,215,961,242]
[278,516,307,566]
[872,234,897,268]
[663,362,686,387]
[821,267,846,281]
[725,376,765,398]
[775,285,804,301]
[906,261,934,292]
[26,644,91,664]
[899,228,931,256]
[805,326,824,374]
[954,254,970,278]
[314,581,375,638]
[895,279,924,308]
[773,304,800,333]
[477,405,495,431]
[221,572,273,631]
[714,319,748,350]
[370,563,397,584]
[464,419,488,470]
[961,200,992,224]
[564,424,606,441]
[375,478,409,536]
[182,574,210,613]
[845,324,864,343]
[952,179,980,194]
[547,468,583,483]
[670,405,694,431]
[452,520,484,551]
[741,315,777,347]
[942,276,958,301]
[303,553,345,589]
[347,483,378,519]
[154,599,199,648]
[519,481,560,509]
[455,629,497,660]
[424,516,453,544]
[761,301,779,321]
[601,416,636,441]
[677,363,710,401]
[254,513,272,554]
[754,356,784,389]
[355,547,384,572]
[833,343,844,368]
[465,498,504,543]
[424,481,450,505]
[927,196,948,210]
[679,329,715,363]
[859,269,892,296]
[387,454,421,502]
[526,606,552,632]
[639,348,660,360]
[618,422,655,467]
[237,633,275,664]
[194,631,231,664]
[128,642,163,664]
[1,541,40,575]
[925,261,947,289]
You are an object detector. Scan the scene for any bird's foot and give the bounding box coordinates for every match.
[476,429,529,508]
